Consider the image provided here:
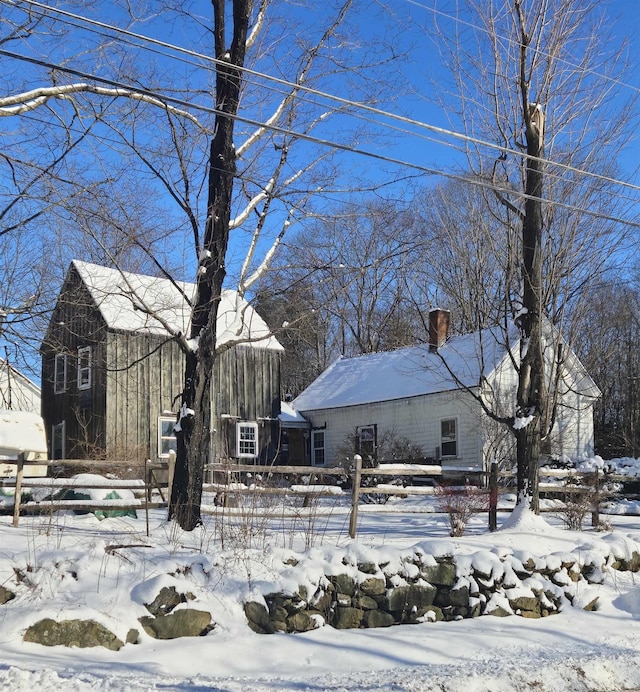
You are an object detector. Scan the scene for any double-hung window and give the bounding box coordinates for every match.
[158,416,177,458]
[441,418,458,457]
[77,346,92,390]
[237,421,258,458]
[54,354,67,394]
[311,430,325,467]
[356,424,377,462]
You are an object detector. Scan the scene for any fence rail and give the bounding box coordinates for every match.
[0,453,635,539]
[0,454,170,533]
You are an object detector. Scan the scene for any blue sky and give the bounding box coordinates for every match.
[0,0,638,381]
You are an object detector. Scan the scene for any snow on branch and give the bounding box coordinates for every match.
[246,0,268,50]
[229,176,276,230]
[0,83,204,128]
[236,92,291,158]
[242,215,293,293]
[237,1,350,158]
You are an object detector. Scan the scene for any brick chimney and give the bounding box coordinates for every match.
[429,308,450,352]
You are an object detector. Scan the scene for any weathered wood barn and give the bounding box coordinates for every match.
[292,309,600,472]
[41,261,283,463]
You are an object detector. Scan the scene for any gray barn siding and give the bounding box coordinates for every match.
[214,346,281,464]
[41,271,108,459]
[102,341,281,463]
[106,332,184,461]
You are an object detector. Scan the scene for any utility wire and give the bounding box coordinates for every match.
[1,44,638,215]
[1,46,639,230]
[4,0,640,196]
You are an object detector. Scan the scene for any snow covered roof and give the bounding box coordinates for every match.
[0,409,47,454]
[293,327,512,411]
[72,260,283,351]
[278,400,310,428]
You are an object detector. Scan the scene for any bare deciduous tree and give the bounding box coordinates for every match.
[1,0,404,529]
[427,0,635,508]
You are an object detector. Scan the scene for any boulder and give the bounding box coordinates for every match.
[421,561,456,587]
[330,574,357,596]
[144,586,193,617]
[139,609,212,639]
[363,610,394,628]
[244,601,275,634]
[487,606,511,617]
[333,606,364,629]
[582,596,599,612]
[24,618,123,651]
[360,577,386,597]
[384,584,437,612]
[509,596,541,616]
[449,585,470,608]
[286,611,315,633]
[353,594,378,610]
[0,585,15,605]
[126,628,140,644]
[310,589,332,614]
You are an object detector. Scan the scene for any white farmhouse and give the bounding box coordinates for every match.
[0,358,41,414]
[292,310,600,474]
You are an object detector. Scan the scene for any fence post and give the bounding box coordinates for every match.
[591,468,600,528]
[489,461,498,532]
[13,452,25,528]
[167,449,176,513]
[348,454,363,539]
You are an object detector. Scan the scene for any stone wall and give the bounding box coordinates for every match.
[245,546,640,634]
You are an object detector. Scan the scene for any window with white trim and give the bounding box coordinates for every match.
[311,430,325,467]
[441,418,458,457]
[52,421,65,460]
[237,421,258,458]
[77,346,92,390]
[54,354,67,394]
[158,416,177,458]
[356,424,377,462]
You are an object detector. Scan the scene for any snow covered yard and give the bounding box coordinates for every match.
[0,496,640,691]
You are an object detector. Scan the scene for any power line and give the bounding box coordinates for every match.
[1,46,639,231]
[5,0,640,198]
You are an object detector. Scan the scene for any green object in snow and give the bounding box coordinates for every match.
[94,491,137,520]
[52,489,137,519]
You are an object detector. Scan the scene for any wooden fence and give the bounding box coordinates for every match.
[0,453,634,540]
[0,454,169,534]
[200,457,634,538]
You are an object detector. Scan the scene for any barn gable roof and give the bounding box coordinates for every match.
[71,260,283,351]
[293,326,511,411]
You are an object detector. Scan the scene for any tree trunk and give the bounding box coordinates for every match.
[170,0,252,530]
[515,102,546,510]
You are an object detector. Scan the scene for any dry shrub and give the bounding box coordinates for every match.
[554,474,608,531]
[435,481,490,537]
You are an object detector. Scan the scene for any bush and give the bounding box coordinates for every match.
[434,482,490,537]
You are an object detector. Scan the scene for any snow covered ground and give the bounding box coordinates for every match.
[0,491,640,691]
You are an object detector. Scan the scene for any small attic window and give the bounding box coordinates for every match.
[77,346,92,390]
[54,354,67,394]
